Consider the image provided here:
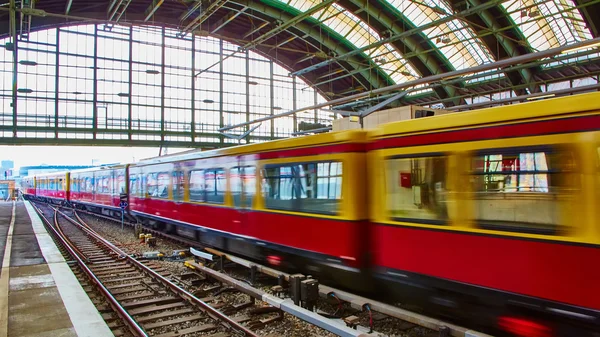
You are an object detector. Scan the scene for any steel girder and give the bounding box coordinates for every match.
[340,0,458,103]
[574,0,600,37]
[455,0,541,95]
[233,0,391,92]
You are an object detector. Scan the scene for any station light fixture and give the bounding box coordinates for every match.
[72,91,83,95]
[145,69,160,74]
[19,60,38,66]
[273,106,282,110]
[203,99,215,103]
[17,88,33,94]
[248,80,258,85]
[117,92,130,97]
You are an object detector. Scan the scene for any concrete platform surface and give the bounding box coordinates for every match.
[0,201,113,337]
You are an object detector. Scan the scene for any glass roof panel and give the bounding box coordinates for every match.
[279,0,419,83]
[502,0,592,51]
[384,0,495,70]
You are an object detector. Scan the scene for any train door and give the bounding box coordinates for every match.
[231,165,255,235]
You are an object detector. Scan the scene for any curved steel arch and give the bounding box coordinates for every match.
[232,0,393,91]
[339,0,459,103]
[452,0,541,95]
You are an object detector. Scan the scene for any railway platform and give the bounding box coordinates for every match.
[0,200,112,337]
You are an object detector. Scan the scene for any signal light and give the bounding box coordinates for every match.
[266,255,281,266]
[498,316,553,337]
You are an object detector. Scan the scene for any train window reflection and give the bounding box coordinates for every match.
[146,172,170,198]
[470,146,578,235]
[205,169,226,204]
[189,170,206,202]
[386,155,449,224]
[129,174,139,196]
[263,161,342,215]
[172,171,184,201]
[232,166,256,208]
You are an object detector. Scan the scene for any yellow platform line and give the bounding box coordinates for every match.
[0,201,16,337]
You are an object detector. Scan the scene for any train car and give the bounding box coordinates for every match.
[129,130,369,283]
[33,171,69,204]
[368,93,600,336]
[21,176,36,198]
[70,165,128,216]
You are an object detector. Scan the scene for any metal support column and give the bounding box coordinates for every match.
[191,36,196,143]
[313,89,317,124]
[219,39,224,145]
[92,25,99,139]
[269,61,274,139]
[10,0,18,138]
[128,26,133,140]
[292,77,297,134]
[245,50,250,144]
[161,26,166,143]
[54,28,60,138]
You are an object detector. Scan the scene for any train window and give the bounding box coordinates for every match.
[469,146,578,235]
[172,171,184,202]
[130,174,139,197]
[231,166,256,208]
[385,155,449,224]
[189,170,206,202]
[49,178,56,190]
[58,178,64,191]
[146,172,169,198]
[117,174,126,194]
[70,178,78,192]
[205,169,226,204]
[262,161,342,215]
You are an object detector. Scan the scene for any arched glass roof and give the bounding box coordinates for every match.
[0,0,598,116]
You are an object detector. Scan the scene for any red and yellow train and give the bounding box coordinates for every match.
[24,93,600,336]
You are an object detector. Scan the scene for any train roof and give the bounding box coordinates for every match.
[68,164,127,176]
[133,129,368,166]
[371,91,600,138]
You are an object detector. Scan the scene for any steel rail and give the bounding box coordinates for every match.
[204,247,492,337]
[51,207,89,261]
[31,203,148,337]
[219,36,600,131]
[61,209,259,337]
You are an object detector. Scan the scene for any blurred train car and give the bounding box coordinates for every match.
[21,176,36,197]
[128,131,369,282]
[368,93,600,335]
[70,165,128,216]
[31,171,69,204]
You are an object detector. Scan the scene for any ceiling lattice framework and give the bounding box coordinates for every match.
[1,0,599,111]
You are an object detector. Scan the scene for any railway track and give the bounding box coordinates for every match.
[37,202,491,337]
[32,202,263,337]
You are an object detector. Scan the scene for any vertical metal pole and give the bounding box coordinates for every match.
[161,26,166,143]
[128,26,133,140]
[191,35,196,143]
[10,0,18,138]
[292,77,297,134]
[245,50,250,144]
[92,25,98,139]
[55,28,60,138]
[313,88,318,124]
[219,39,224,145]
[269,60,274,139]
[121,209,124,230]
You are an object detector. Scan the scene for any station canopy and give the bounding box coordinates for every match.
[1,0,599,111]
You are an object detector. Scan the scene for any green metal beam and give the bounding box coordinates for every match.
[232,0,390,91]
[463,0,540,94]
[343,0,457,101]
